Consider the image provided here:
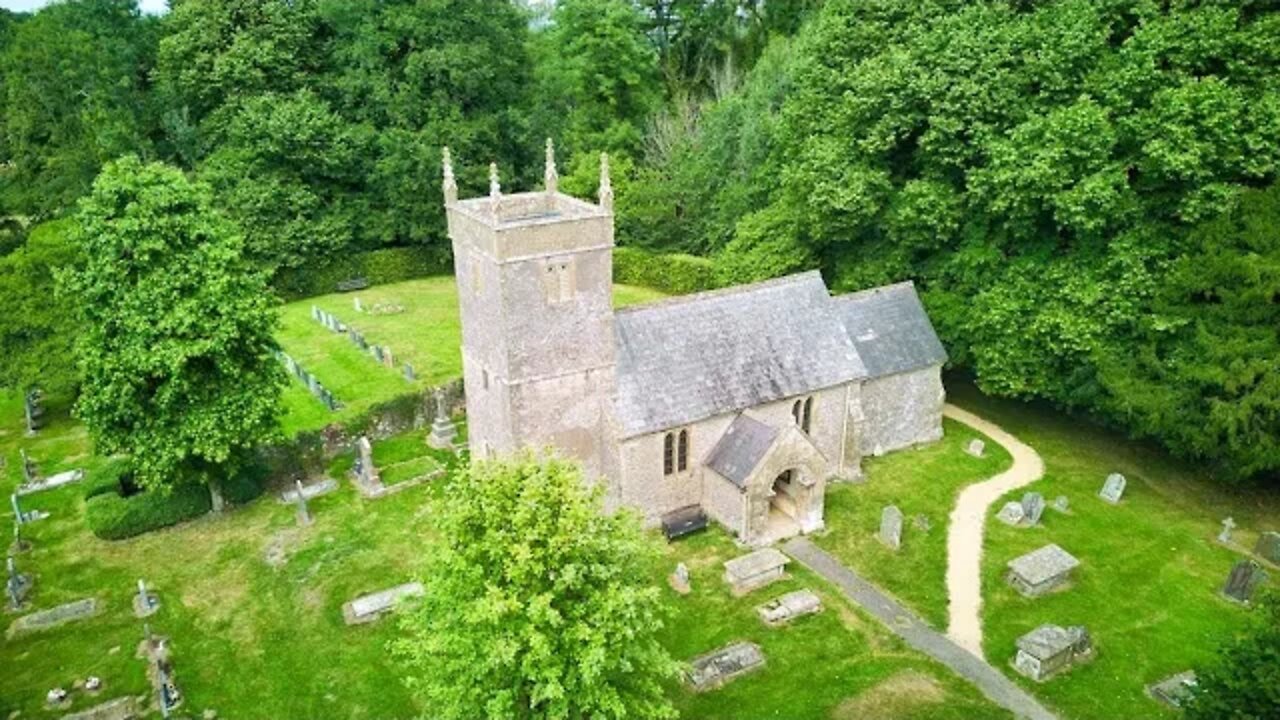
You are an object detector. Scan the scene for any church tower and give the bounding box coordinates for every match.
[444,142,619,482]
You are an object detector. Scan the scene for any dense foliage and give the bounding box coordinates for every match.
[393,454,677,720]
[65,156,284,493]
[1187,591,1280,719]
[625,0,1280,482]
[86,480,213,540]
[0,219,80,396]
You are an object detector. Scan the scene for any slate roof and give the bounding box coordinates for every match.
[832,281,947,379]
[613,272,867,438]
[704,414,779,488]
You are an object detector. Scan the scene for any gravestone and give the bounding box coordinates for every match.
[996,501,1025,526]
[1053,495,1070,513]
[20,448,38,484]
[46,687,69,708]
[403,363,416,381]
[13,522,30,553]
[342,582,425,624]
[913,514,931,533]
[669,562,691,595]
[382,346,396,369]
[1099,473,1126,504]
[278,478,337,504]
[1013,624,1094,681]
[1022,492,1046,526]
[427,389,459,450]
[1254,531,1280,565]
[23,387,44,435]
[372,345,385,364]
[1148,671,1198,709]
[11,493,25,525]
[1222,560,1267,603]
[686,642,765,692]
[7,555,32,610]
[353,296,363,312]
[1217,517,1236,544]
[756,589,822,626]
[879,505,904,550]
[134,579,159,618]
[723,548,789,596]
[1007,544,1081,597]
[7,598,100,638]
[293,480,312,527]
[18,468,85,496]
[965,439,985,458]
[310,305,320,321]
[355,436,380,487]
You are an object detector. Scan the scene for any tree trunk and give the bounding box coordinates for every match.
[208,478,226,514]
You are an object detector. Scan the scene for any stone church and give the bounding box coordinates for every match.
[443,144,947,545]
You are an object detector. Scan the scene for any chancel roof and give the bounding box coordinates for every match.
[831,281,948,379]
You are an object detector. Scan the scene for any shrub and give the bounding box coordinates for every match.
[221,459,270,505]
[273,246,452,301]
[85,483,212,540]
[82,459,131,501]
[613,246,719,295]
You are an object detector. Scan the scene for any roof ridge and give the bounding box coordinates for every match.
[615,270,826,316]
[834,279,918,303]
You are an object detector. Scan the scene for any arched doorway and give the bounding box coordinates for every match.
[764,469,802,542]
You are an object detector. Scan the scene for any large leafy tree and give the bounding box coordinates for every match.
[1186,591,1280,719]
[0,0,158,218]
[393,453,677,720]
[65,156,284,501]
[0,219,81,398]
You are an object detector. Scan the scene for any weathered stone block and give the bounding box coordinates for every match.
[723,548,788,596]
[686,641,765,692]
[756,589,822,626]
[1007,544,1080,597]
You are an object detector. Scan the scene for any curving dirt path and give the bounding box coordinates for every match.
[943,403,1045,659]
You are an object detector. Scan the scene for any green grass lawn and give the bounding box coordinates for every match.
[815,418,1013,628]
[275,277,666,436]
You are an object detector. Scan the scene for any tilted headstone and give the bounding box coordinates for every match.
[996,501,1025,526]
[1099,473,1126,504]
[879,505,904,550]
[669,562,691,595]
[965,438,985,458]
[1254,531,1280,565]
[372,345,384,363]
[1222,559,1267,603]
[1022,492,1046,525]
[1217,517,1236,544]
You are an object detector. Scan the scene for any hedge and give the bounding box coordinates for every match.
[613,246,720,295]
[273,246,452,301]
[85,482,213,541]
[82,459,131,501]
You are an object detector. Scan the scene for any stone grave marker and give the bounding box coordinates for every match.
[1007,544,1080,597]
[1254,531,1280,565]
[13,522,30,553]
[879,505,904,550]
[686,641,765,692]
[383,346,396,369]
[18,468,85,496]
[310,305,320,321]
[7,598,99,638]
[723,548,788,596]
[427,389,459,450]
[20,448,37,484]
[278,478,337,504]
[403,363,416,381]
[24,387,44,435]
[965,438,985,458]
[46,687,69,709]
[1053,495,1069,513]
[342,582,425,624]
[7,555,32,610]
[1021,492,1046,526]
[354,296,363,312]
[356,436,380,486]
[134,579,160,618]
[11,493,25,525]
[996,501,1025,526]
[669,562,691,595]
[1013,624,1094,681]
[1222,560,1267,603]
[1217,517,1236,544]
[1099,473,1126,504]
[372,345,385,364]
[756,589,821,626]
[913,514,931,533]
[294,480,313,527]
[1147,671,1198,709]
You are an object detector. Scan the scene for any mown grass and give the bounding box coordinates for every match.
[274,277,667,436]
[815,417,1013,628]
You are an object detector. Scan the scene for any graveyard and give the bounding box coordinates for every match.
[1,277,1278,719]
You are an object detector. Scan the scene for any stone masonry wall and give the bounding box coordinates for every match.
[856,365,945,457]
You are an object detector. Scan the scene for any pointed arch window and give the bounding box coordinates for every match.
[677,429,689,472]
[802,397,813,434]
[663,428,691,476]
[663,432,674,476]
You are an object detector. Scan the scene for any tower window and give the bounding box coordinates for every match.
[544,258,576,303]
[482,369,489,390]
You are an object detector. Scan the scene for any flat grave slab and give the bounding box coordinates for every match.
[7,598,100,638]
[723,548,788,596]
[686,641,765,692]
[278,478,338,504]
[342,582,425,625]
[17,469,84,496]
[61,696,141,720]
[1147,670,1198,709]
[756,589,821,626]
[1007,544,1080,597]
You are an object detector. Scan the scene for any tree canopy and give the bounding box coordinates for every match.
[392,453,678,720]
[1187,591,1280,719]
[65,156,284,493]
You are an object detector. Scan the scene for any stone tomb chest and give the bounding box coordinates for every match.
[1007,544,1080,597]
[686,641,766,692]
[342,582,425,625]
[1013,624,1093,681]
[723,548,789,596]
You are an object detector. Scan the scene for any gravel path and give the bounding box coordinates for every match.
[784,537,1057,720]
[943,403,1045,659]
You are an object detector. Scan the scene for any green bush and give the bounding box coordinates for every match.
[85,483,212,541]
[273,246,452,301]
[613,246,719,295]
[221,459,270,505]
[82,459,131,501]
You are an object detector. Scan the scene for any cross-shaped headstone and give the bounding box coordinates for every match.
[295,480,312,527]
[1218,517,1236,544]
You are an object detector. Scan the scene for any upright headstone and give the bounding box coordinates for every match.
[372,345,384,364]
[1255,532,1280,565]
[427,389,459,450]
[134,578,160,618]
[879,505,904,550]
[23,387,44,435]
[1217,517,1236,544]
[357,436,380,486]
[11,493,24,525]
[383,346,395,369]
[20,449,37,484]
[310,305,320,321]
[1222,560,1267,603]
[354,296,363,313]
[1022,492,1046,525]
[669,562,691,595]
[294,480,312,527]
[1099,473,1126,504]
[965,438,985,458]
[7,555,31,609]
[403,363,416,381]
[996,501,1025,526]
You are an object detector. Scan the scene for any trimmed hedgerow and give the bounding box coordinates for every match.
[82,459,131,501]
[273,246,452,301]
[613,246,718,295]
[85,482,212,541]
